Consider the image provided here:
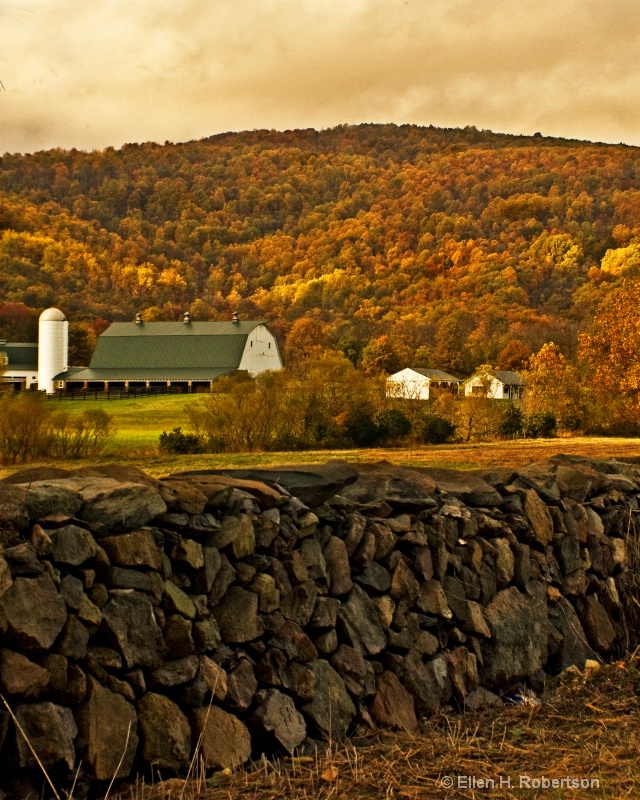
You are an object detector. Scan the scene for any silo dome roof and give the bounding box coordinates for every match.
[39,308,67,322]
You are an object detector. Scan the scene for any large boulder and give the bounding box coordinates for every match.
[173,461,358,506]
[420,468,502,507]
[340,463,438,510]
[68,477,167,530]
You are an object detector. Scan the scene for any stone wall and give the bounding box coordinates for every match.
[0,455,639,796]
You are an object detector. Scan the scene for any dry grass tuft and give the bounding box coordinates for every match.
[113,656,640,800]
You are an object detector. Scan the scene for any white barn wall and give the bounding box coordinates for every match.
[386,368,431,400]
[238,324,283,374]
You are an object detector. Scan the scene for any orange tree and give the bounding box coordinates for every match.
[578,280,640,431]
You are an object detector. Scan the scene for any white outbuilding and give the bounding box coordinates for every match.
[386,367,461,400]
[464,369,525,400]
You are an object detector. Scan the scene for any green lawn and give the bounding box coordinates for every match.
[49,393,195,454]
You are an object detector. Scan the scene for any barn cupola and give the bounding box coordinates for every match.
[135,312,143,325]
[183,311,191,325]
[232,311,239,323]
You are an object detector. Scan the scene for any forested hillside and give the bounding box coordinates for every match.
[1,123,640,373]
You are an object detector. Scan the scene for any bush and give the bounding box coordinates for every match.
[159,427,204,455]
[343,405,384,447]
[376,409,412,443]
[523,411,557,438]
[0,394,116,464]
[499,402,524,438]
[416,412,456,444]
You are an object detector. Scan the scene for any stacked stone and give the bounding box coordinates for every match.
[0,455,638,795]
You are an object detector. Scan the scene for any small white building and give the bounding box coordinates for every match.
[464,369,525,400]
[386,367,461,400]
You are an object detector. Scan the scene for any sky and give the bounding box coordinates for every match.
[2,0,640,154]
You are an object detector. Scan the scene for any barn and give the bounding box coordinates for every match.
[55,312,282,393]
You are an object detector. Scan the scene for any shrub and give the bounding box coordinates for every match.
[499,402,524,438]
[50,408,114,458]
[159,427,204,455]
[376,409,412,443]
[343,405,383,447]
[416,412,456,444]
[0,394,116,464]
[523,411,557,438]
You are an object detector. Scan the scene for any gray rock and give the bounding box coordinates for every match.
[163,580,197,619]
[416,579,452,619]
[575,595,616,652]
[77,675,138,780]
[341,464,439,509]
[523,489,553,545]
[356,562,392,593]
[251,689,307,754]
[463,687,502,712]
[150,656,199,687]
[226,659,258,711]
[548,597,594,670]
[323,535,353,597]
[0,649,49,697]
[402,651,451,715]
[482,585,548,687]
[100,529,163,571]
[213,586,264,643]
[330,644,376,698]
[50,525,100,566]
[310,596,340,629]
[369,670,418,731]
[138,692,191,770]
[422,468,502,507]
[0,572,67,650]
[302,660,356,740]
[16,481,83,521]
[15,702,77,770]
[281,580,318,627]
[338,584,387,655]
[102,592,165,669]
[191,705,252,770]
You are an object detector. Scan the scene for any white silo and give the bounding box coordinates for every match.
[38,308,69,394]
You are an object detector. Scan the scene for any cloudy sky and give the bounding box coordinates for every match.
[1,0,640,154]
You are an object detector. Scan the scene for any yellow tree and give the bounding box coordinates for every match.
[578,280,640,428]
[523,343,584,431]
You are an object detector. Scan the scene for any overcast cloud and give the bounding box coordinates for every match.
[1,0,640,153]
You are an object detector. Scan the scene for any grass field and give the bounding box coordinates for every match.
[2,393,640,480]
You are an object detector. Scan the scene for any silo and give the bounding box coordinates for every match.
[38,308,69,394]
